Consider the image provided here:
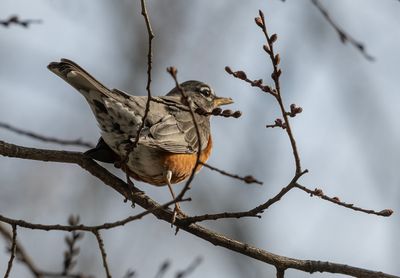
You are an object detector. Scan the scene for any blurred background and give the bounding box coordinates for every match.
[0,0,399,277]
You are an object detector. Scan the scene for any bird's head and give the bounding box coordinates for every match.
[167,80,233,112]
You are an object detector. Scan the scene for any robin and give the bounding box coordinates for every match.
[48,59,233,216]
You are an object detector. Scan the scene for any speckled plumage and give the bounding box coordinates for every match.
[48,58,233,186]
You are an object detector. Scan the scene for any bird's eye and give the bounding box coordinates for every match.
[200,87,211,97]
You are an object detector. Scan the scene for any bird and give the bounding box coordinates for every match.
[47,58,233,217]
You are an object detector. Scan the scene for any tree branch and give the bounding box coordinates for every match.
[3,224,17,278]
[0,121,94,148]
[124,0,155,161]
[175,256,202,278]
[0,140,397,277]
[0,198,187,232]
[93,231,111,278]
[166,67,202,202]
[201,162,263,185]
[0,224,42,277]
[310,0,374,61]
[294,183,393,217]
[0,15,42,28]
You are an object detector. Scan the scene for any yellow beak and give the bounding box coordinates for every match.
[213,97,234,107]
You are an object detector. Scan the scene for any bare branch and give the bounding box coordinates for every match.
[183,170,308,224]
[0,121,94,148]
[0,198,186,232]
[175,256,202,278]
[311,0,374,61]
[166,67,202,202]
[201,162,263,185]
[294,183,394,217]
[123,269,136,278]
[258,10,303,175]
[93,231,111,278]
[154,260,170,278]
[0,15,42,28]
[228,11,303,176]
[225,66,275,96]
[0,223,42,277]
[63,216,84,275]
[224,8,394,230]
[4,224,17,278]
[183,170,392,224]
[123,0,155,166]
[151,97,242,118]
[0,141,397,277]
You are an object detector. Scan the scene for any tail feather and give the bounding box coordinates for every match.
[47,58,110,98]
[48,59,144,151]
[48,58,115,122]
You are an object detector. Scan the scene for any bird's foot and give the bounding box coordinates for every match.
[123,173,144,208]
[171,202,187,226]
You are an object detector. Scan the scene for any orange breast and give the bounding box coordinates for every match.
[162,135,213,184]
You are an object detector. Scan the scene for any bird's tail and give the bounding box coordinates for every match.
[47,58,111,99]
[48,59,142,150]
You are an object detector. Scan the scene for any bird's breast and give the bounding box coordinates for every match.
[124,135,213,186]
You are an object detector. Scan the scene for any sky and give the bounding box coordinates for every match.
[0,0,399,277]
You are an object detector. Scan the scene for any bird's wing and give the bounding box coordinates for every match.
[48,59,210,154]
[144,98,211,154]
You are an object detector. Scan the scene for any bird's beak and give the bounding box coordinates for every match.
[213,97,234,107]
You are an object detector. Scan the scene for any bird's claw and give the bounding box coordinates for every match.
[170,203,187,227]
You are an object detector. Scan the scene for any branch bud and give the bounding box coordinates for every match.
[221,109,233,117]
[234,71,247,80]
[274,54,280,65]
[263,44,271,54]
[225,66,233,74]
[211,107,222,115]
[379,209,394,217]
[166,66,177,77]
[233,110,242,118]
[270,34,278,43]
[254,17,263,28]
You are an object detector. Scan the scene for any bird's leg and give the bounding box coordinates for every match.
[117,159,143,206]
[166,170,186,224]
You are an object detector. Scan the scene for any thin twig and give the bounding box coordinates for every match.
[258,10,302,175]
[0,198,188,232]
[183,169,393,223]
[201,162,263,185]
[154,260,170,278]
[63,216,84,275]
[183,170,308,224]
[224,8,394,233]
[123,269,136,278]
[151,97,242,118]
[93,230,111,278]
[225,66,275,97]
[4,224,17,278]
[123,0,155,165]
[224,11,307,224]
[0,223,42,277]
[0,121,94,148]
[175,256,202,278]
[0,15,42,28]
[166,67,202,202]
[311,0,374,61]
[294,183,394,217]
